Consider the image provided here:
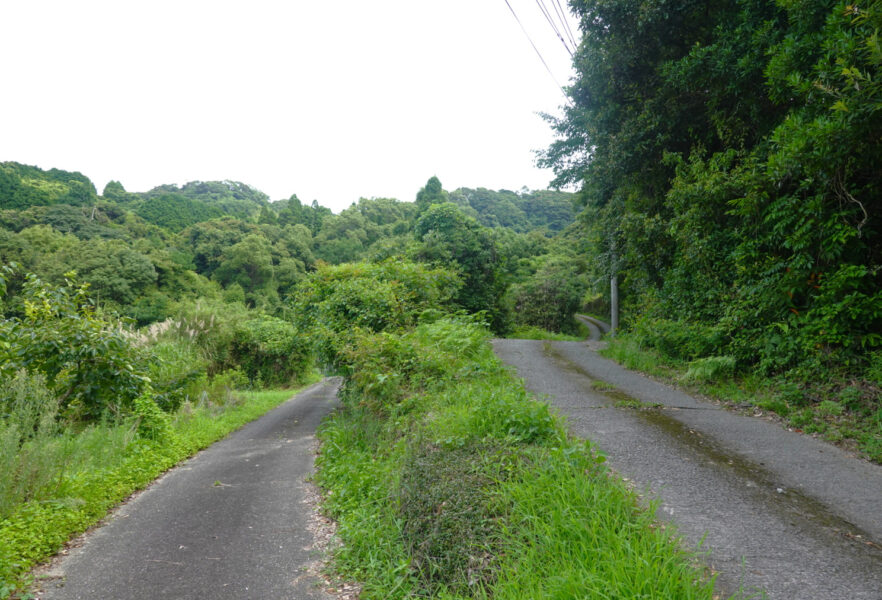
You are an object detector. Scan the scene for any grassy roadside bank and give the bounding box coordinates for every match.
[0,376,320,598]
[315,317,719,599]
[601,334,882,463]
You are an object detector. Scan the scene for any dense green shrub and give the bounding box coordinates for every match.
[506,256,588,334]
[147,340,208,412]
[230,315,312,387]
[147,301,312,391]
[291,260,460,368]
[0,271,150,419]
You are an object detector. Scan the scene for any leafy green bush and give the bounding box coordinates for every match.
[147,340,208,412]
[0,271,150,419]
[414,315,489,361]
[133,388,174,441]
[230,315,312,387]
[202,369,250,406]
[291,260,460,369]
[506,256,588,334]
[340,330,445,415]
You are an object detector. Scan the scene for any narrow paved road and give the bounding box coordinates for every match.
[493,339,882,600]
[37,379,341,600]
[575,313,610,340]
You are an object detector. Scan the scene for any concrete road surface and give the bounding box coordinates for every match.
[37,379,341,600]
[493,339,882,600]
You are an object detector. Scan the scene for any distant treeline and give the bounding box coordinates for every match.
[0,162,584,334]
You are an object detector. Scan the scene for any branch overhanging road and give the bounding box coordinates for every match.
[492,336,882,599]
[36,379,341,600]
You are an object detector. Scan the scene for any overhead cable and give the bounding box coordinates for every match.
[551,0,578,50]
[535,0,574,57]
[502,0,568,97]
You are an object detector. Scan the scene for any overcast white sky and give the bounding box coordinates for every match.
[1,1,578,212]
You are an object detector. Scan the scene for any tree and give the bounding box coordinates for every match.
[135,193,224,231]
[539,0,882,374]
[415,176,449,214]
[414,203,507,331]
[507,256,588,334]
[212,234,276,306]
[183,218,258,277]
[102,180,139,204]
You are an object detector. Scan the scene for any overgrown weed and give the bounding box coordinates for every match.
[316,317,721,599]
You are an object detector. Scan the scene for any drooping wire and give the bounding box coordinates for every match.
[502,0,568,97]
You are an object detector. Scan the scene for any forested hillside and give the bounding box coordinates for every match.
[539,0,881,431]
[0,163,580,330]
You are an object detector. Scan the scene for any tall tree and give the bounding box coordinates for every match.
[413,203,506,330]
[415,176,449,214]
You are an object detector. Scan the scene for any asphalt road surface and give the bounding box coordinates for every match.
[37,379,341,600]
[493,339,882,600]
[575,313,610,340]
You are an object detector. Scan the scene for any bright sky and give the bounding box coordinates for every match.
[1,1,578,212]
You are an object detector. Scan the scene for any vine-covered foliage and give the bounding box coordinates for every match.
[290,260,461,368]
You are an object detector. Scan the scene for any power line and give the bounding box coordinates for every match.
[502,0,568,97]
[535,0,574,57]
[551,0,578,50]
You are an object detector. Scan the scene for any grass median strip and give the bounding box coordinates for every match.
[315,317,720,599]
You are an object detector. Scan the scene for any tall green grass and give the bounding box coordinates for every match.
[315,317,720,599]
[0,376,319,598]
[486,446,712,599]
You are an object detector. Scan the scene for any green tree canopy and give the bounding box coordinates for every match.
[414,203,506,330]
[415,176,449,214]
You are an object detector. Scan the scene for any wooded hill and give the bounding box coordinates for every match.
[0,163,579,330]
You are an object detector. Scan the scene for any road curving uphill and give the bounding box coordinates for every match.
[492,338,882,600]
